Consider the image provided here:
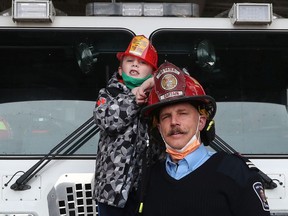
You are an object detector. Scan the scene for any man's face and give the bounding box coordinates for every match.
[157,102,206,150]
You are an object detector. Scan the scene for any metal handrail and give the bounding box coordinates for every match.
[10,116,98,191]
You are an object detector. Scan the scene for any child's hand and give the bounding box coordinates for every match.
[132,77,154,105]
[132,86,148,105]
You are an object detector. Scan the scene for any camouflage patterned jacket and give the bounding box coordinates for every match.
[93,73,148,208]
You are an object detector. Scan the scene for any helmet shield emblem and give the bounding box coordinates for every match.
[155,62,186,101]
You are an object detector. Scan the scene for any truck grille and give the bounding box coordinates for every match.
[47,173,98,216]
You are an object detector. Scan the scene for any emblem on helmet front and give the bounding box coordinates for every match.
[161,74,178,90]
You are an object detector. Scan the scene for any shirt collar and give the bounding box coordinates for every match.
[166,144,209,171]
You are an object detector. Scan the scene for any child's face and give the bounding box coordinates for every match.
[119,55,153,79]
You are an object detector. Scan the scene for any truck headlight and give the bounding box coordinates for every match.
[12,0,55,22]
[229,3,273,25]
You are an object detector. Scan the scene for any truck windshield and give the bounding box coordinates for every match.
[0,28,134,155]
[1,27,288,156]
[151,29,288,155]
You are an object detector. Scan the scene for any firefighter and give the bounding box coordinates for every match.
[140,61,270,216]
[93,35,158,216]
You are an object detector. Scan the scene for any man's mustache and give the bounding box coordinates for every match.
[168,127,187,136]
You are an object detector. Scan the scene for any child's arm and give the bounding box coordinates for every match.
[140,77,155,92]
[94,83,142,133]
[132,77,154,105]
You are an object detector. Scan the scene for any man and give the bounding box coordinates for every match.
[140,61,270,216]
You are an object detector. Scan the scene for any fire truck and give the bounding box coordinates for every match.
[0,1,287,215]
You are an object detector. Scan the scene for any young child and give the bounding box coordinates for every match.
[93,35,158,216]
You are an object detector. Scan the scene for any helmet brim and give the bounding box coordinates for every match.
[141,95,216,119]
[116,52,157,70]
[117,52,142,61]
[116,52,125,61]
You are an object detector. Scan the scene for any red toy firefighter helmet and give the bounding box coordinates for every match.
[141,61,216,119]
[117,35,158,70]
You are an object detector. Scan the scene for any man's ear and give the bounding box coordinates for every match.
[157,123,162,134]
[118,67,122,76]
[157,123,160,130]
[199,116,207,131]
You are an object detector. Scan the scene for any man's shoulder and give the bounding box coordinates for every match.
[215,152,259,186]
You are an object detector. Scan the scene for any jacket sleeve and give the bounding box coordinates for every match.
[93,86,141,134]
[232,176,271,216]
[222,155,271,216]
